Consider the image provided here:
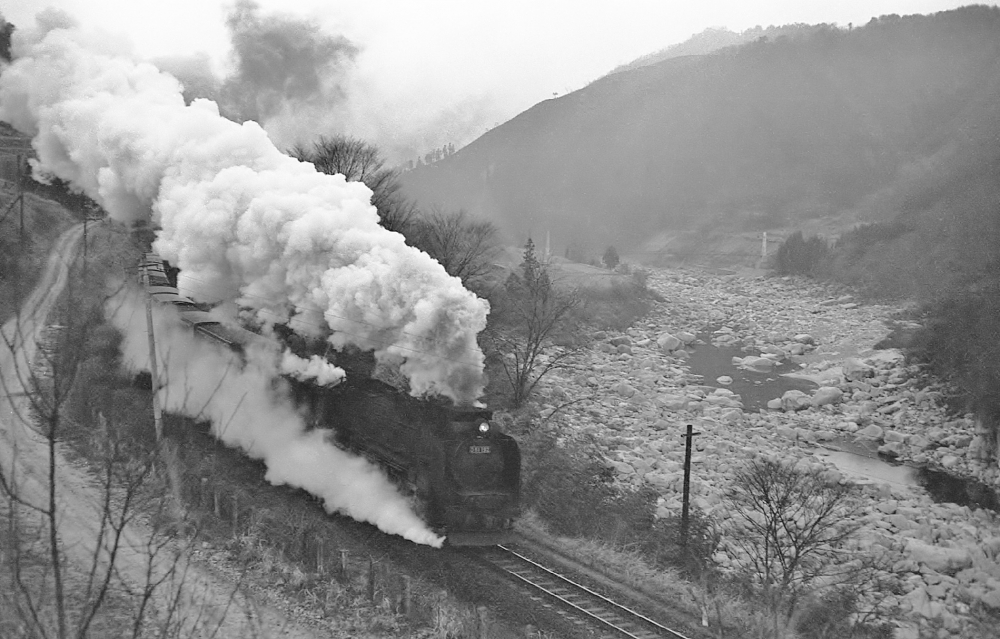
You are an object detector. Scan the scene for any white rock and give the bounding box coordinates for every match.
[903,587,938,618]
[776,425,797,440]
[940,455,961,469]
[717,408,743,424]
[883,430,907,443]
[612,461,636,475]
[878,441,905,458]
[780,389,811,412]
[741,356,776,372]
[658,394,689,411]
[794,428,816,444]
[716,376,733,385]
[657,333,681,352]
[811,386,844,406]
[613,382,636,398]
[820,469,844,485]
[856,424,884,440]
[876,500,898,515]
[979,588,1000,610]
[905,539,972,575]
[843,357,874,380]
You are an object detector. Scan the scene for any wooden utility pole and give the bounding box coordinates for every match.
[16,154,24,242]
[680,423,700,546]
[141,258,164,441]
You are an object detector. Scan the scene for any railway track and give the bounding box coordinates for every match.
[475,544,694,639]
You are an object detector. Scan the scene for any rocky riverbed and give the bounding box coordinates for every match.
[520,268,1000,638]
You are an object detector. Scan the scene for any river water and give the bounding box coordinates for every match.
[684,337,814,410]
[684,338,1000,512]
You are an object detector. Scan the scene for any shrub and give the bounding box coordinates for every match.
[518,430,656,544]
[772,230,830,276]
[570,280,652,331]
[602,245,620,269]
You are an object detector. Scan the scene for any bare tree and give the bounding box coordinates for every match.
[289,135,416,234]
[724,458,896,639]
[408,207,501,291]
[486,239,578,408]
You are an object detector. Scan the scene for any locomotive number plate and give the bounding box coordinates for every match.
[468,445,492,454]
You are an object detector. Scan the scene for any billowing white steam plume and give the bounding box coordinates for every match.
[109,291,443,547]
[280,350,345,386]
[0,12,488,403]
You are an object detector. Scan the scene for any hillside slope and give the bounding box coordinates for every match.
[401,6,1000,259]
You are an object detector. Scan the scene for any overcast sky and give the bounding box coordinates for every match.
[2,1,992,160]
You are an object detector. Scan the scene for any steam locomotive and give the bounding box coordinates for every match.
[141,253,521,545]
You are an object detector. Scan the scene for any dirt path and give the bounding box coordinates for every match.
[0,224,323,639]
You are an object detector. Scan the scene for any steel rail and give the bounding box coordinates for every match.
[488,544,694,639]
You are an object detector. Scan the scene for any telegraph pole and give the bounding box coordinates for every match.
[16,153,24,241]
[141,258,164,441]
[680,423,700,546]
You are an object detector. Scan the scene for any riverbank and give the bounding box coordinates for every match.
[528,267,999,637]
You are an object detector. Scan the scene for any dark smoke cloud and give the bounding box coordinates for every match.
[143,2,493,163]
[219,0,358,124]
[152,52,222,106]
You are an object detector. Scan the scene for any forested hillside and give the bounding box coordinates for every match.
[401,6,1000,258]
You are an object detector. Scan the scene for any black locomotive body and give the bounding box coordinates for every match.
[287,376,520,545]
[141,254,520,545]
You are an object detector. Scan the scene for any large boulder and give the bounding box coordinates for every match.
[741,356,776,373]
[780,389,812,412]
[776,425,797,440]
[856,424,885,440]
[842,357,875,381]
[657,333,682,352]
[905,539,973,575]
[657,394,689,411]
[811,386,844,406]
[903,587,943,619]
[883,430,907,443]
[980,588,1000,611]
[878,441,905,458]
[940,455,961,469]
[716,408,744,424]
[612,382,636,398]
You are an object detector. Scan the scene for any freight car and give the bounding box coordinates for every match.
[140,253,520,545]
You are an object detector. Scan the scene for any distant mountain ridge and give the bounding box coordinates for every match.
[604,24,825,77]
[401,6,1000,263]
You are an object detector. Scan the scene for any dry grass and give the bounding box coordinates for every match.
[516,511,770,638]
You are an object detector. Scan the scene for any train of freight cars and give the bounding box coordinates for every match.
[141,253,521,546]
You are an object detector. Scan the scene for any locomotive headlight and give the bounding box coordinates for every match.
[478,422,490,434]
